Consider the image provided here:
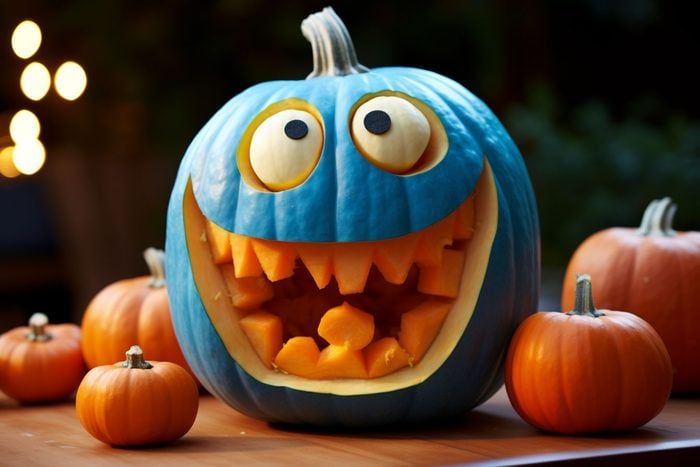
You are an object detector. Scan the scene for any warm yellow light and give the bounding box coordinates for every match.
[20,62,51,101]
[9,109,41,144]
[11,20,42,59]
[12,139,46,175]
[54,61,87,100]
[0,147,21,178]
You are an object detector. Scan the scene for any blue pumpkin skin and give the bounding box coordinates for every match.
[166,67,540,426]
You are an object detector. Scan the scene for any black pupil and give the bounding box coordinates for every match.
[364,110,391,135]
[284,119,308,140]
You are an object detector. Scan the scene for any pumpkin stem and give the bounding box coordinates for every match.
[302,7,369,79]
[26,313,52,342]
[143,247,166,288]
[637,197,677,237]
[123,345,153,370]
[567,274,605,318]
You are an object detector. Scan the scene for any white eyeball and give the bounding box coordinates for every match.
[351,96,431,173]
[249,109,323,191]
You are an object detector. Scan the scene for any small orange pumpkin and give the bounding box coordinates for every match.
[76,345,198,446]
[81,248,194,379]
[0,313,85,403]
[562,198,700,392]
[505,275,672,434]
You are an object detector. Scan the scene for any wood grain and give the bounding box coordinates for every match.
[0,388,698,465]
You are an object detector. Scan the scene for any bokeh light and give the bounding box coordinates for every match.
[9,110,41,144]
[20,62,51,101]
[54,61,87,100]
[0,147,21,178]
[12,139,46,175]
[11,20,42,59]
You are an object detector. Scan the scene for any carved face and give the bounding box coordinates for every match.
[166,8,539,426]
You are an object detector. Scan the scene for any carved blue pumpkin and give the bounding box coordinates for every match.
[166,7,539,426]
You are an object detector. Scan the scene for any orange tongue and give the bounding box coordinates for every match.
[317,302,374,350]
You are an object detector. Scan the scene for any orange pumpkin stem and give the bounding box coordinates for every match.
[27,313,51,342]
[143,248,166,289]
[637,197,677,237]
[123,345,153,369]
[567,274,605,318]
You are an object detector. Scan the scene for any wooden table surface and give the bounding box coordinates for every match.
[0,388,698,466]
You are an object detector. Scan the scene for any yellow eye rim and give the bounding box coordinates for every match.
[349,91,448,176]
[238,99,325,192]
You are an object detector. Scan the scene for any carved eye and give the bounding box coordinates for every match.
[351,96,431,174]
[250,109,323,191]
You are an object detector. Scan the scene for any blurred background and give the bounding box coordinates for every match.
[1,0,699,329]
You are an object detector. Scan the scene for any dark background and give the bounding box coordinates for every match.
[1,0,699,329]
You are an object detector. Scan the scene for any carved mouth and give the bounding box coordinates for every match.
[183,162,498,393]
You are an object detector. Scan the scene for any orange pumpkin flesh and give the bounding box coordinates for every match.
[562,198,700,393]
[204,220,232,264]
[274,336,321,378]
[0,313,85,403]
[193,190,477,380]
[81,248,195,381]
[76,345,198,447]
[506,275,673,434]
[365,337,411,378]
[240,312,283,368]
[317,302,375,350]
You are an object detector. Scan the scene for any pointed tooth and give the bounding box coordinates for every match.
[418,249,465,298]
[274,337,321,378]
[230,234,263,278]
[205,220,232,264]
[251,239,297,282]
[453,196,475,240]
[414,216,454,267]
[399,300,451,364]
[240,311,283,369]
[373,233,419,284]
[316,345,367,379]
[365,337,411,378]
[220,264,273,310]
[333,243,374,294]
[296,243,334,289]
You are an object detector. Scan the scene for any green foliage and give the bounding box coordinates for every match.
[507,86,700,266]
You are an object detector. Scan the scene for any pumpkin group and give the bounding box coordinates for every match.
[506,275,672,434]
[76,345,198,446]
[562,198,700,392]
[165,7,539,425]
[0,313,85,403]
[81,248,194,379]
